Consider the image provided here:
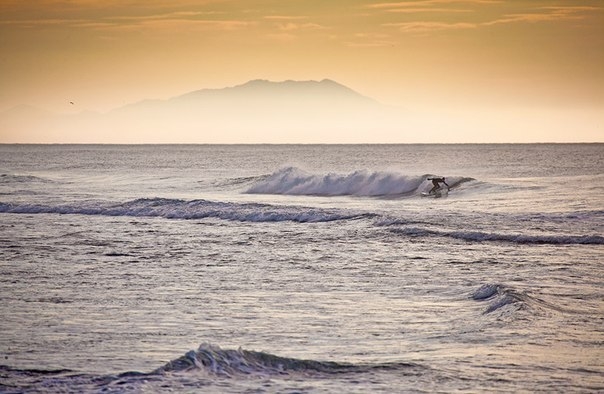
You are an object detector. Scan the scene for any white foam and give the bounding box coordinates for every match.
[246,167,425,197]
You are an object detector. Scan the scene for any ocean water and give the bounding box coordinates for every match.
[0,144,602,393]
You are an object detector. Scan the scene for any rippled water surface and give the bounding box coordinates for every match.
[0,144,603,392]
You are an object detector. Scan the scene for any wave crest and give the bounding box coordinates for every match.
[155,343,348,376]
[471,283,523,314]
[154,343,418,377]
[470,283,577,315]
[246,167,473,197]
[0,198,370,224]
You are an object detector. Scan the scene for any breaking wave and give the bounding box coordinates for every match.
[246,167,473,197]
[0,198,371,223]
[155,343,418,376]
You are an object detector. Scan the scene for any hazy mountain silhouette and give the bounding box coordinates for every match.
[1,79,403,143]
[178,79,376,103]
[114,79,379,114]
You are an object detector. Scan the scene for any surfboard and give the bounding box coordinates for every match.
[422,189,448,198]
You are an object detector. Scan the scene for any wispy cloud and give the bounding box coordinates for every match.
[484,5,601,26]
[382,8,473,14]
[367,0,500,10]
[131,18,252,31]
[260,14,327,41]
[384,21,476,32]
[0,10,252,32]
[110,11,224,21]
[263,15,308,21]
[275,22,325,31]
[379,2,601,33]
[264,22,327,42]
[2,1,601,38]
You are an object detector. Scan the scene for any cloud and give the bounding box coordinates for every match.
[111,11,224,21]
[0,18,85,27]
[367,0,500,10]
[0,10,253,32]
[263,15,308,21]
[379,3,601,33]
[382,8,473,14]
[260,15,327,41]
[344,40,396,48]
[276,22,325,31]
[385,21,476,32]
[484,5,601,26]
[133,18,252,31]
[484,6,599,26]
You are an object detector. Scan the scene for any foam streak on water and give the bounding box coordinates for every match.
[0,144,602,393]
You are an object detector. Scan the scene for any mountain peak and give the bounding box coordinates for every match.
[237,78,348,90]
[177,78,375,105]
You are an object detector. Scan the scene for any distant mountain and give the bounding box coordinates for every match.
[0,79,404,143]
[176,79,377,103]
[115,79,379,113]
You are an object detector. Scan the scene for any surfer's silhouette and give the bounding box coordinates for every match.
[428,177,449,194]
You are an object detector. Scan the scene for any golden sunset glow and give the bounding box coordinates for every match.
[1,0,602,142]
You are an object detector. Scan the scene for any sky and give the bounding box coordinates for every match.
[0,0,603,143]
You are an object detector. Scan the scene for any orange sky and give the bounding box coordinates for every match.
[0,0,602,142]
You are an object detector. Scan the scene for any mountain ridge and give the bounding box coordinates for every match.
[172,78,377,105]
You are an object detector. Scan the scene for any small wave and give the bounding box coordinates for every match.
[471,283,500,300]
[0,174,52,184]
[0,365,74,376]
[0,345,422,392]
[388,226,604,245]
[483,294,520,314]
[210,175,268,189]
[24,297,73,304]
[520,210,604,222]
[470,283,523,314]
[449,230,604,245]
[246,167,474,197]
[470,283,578,315]
[154,343,418,377]
[0,198,370,224]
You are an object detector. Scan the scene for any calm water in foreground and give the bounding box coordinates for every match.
[0,144,602,393]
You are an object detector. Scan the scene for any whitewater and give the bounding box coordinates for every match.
[0,144,602,393]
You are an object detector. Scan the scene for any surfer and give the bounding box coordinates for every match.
[428,177,449,194]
